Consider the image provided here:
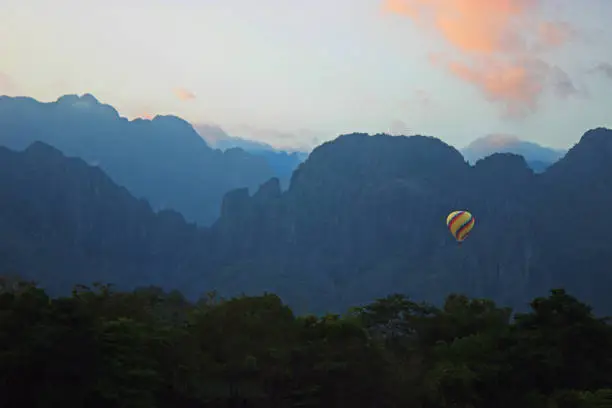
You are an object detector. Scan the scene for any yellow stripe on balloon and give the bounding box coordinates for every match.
[446,211,461,226]
[446,210,474,242]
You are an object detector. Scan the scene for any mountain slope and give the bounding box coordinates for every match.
[0,94,276,225]
[0,141,212,296]
[530,127,612,304]
[210,129,612,314]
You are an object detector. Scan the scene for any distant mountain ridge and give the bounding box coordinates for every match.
[196,123,281,152]
[197,125,567,176]
[0,93,569,226]
[462,134,567,172]
[0,94,277,225]
[195,123,308,189]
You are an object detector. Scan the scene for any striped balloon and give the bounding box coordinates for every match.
[446,210,475,243]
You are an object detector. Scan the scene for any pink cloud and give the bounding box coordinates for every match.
[174,87,196,101]
[537,21,576,49]
[382,0,579,117]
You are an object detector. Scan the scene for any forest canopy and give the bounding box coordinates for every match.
[0,277,611,408]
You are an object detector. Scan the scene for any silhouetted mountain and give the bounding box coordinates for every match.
[531,127,612,306]
[2,129,612,317]
[462,134,566,172]
[195,123,308,189]
[209,128,612,314]
[0,94,276,225]
[0,141,215,296]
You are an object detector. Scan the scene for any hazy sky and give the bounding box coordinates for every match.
[1,0,611,149]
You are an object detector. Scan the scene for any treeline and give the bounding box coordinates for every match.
[1,278,611,408]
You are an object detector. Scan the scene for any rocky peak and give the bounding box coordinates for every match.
[544,127,612,179]
[473,153,532,176]
[253,177,282,202]
[289,133,468,194]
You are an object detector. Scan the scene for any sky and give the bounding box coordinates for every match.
[1,0,611,150]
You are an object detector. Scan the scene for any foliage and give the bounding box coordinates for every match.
[0,279,610,408]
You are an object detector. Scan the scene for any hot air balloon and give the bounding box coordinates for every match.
[446,210,475,243]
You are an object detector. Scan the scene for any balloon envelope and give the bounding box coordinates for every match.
[446,210,475,242]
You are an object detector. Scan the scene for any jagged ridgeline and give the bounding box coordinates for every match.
[212,128,612,314]
[0,142,214,296]
[1,127,612,316]
[0,94,281,225]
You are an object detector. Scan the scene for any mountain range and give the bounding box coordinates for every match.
[199,125,566,173]
[0,94,280,225]
[0,93,567,228]
[1,123,611,315]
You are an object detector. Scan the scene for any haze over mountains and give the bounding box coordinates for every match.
[1,111,611,315]
[462,134,567,172]
[0,94,279,225]
[202,122,566,174]
[0,93,567,229]
[194,123,308,189]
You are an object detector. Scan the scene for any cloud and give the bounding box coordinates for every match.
[227,124,325,151]
[414,89,432,107]
[477,134,521,148]
[398,89,434,114]
[174,87,196,101]
[382,0,579,117]
[593,62,612,79]
[550,66,579,98]
[132,109,155,120]
[432,54,556,117]
[536,21,576,49]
